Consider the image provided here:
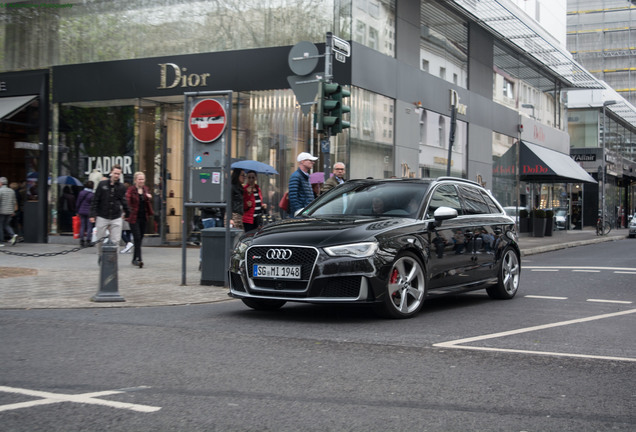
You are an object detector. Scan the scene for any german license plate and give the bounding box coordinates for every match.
[253,264,301,279]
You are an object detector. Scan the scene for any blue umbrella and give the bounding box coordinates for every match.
[55,175,83,186]
[231,160,278,175]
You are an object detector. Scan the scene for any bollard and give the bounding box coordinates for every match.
[91,239,125,302]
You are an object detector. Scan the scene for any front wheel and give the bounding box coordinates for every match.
[487,247,520,299]
[602,222,612,236]
[241,298,287,311]
[375,252,426,319]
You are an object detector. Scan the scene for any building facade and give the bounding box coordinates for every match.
[0,0,605,242]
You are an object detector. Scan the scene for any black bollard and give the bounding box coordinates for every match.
[91,239,125,302]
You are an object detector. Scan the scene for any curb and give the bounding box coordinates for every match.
[521,234,626,257]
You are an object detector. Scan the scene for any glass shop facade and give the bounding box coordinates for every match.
[0,0,586,242]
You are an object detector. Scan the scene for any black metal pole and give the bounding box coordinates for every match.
[446,104,457,176]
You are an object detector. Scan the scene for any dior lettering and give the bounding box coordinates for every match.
[158,63,210,89]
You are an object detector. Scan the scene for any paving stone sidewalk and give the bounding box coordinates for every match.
[0,228,628,310]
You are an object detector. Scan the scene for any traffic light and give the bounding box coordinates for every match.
[316,81,340,134]
[331,85,350,134]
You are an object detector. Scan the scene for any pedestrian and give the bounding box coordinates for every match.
[59,185,76,233]
[231,168,246,230]
[89,164,129,263]
[321,161,347,193]
[309,172,324,198]
[126,172,154,268]
[243,170,266,232]
[120,181,134,254]
[0,176,18,246]
[75,180,95,247]
[288,152,317,217]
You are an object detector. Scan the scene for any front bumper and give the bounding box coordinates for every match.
[228,244,381,303]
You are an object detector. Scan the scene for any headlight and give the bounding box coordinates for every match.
[324,241,378,258]
[234,240,249,256]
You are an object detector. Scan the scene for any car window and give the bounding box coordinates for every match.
[425,184,463,219]
[458,185,491,215]
[481,190,501,214]
[306,181,429,218]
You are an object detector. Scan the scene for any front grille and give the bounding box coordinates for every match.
[245,246,318,281]
[230,272,246,292]
[312,277,362,298]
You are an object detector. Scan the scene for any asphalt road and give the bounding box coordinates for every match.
[0,239,634,431]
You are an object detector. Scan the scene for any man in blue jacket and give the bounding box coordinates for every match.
[288,152,317,217]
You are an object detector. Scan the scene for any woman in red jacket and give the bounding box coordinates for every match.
[126,172,154,268]
[242,171,265,232]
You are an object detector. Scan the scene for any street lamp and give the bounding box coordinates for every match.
[601,100,617,229]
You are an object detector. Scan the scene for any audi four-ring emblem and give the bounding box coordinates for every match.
[266,249,293,260]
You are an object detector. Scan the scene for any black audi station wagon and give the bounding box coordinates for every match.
[228,177,521,319]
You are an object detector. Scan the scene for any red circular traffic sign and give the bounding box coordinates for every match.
[188,99,227,143]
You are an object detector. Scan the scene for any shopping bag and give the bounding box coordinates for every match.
[72,215,81,239]
[278,191,289,212]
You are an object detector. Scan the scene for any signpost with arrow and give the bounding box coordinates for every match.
[287,32,351,180]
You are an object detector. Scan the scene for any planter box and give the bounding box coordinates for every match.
[545,218,554,236]
[533,218,546,237]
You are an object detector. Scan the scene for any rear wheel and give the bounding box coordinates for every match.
[376,252,426,319]
[487,247,520,299]
[241,298,287,310]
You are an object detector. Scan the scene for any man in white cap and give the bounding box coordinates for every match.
[288,151,317,217]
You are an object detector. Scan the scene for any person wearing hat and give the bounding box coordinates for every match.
[288,151,317,217]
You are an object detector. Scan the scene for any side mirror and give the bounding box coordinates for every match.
[433,206,458,227]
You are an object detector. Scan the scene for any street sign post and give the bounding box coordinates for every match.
[331,35,351,58]
[188,98,227,143]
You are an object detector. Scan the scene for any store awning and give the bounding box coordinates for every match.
[0,95,37,120]
[520,141,596,184]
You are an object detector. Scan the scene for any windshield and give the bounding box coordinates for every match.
[301,180,431,218]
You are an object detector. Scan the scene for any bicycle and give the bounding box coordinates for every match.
[596,217,612,236]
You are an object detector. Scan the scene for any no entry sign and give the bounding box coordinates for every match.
[189,98,227,143]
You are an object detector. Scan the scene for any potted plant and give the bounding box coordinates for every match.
[519,209,529,233]
[532,209,546,237]
[545,209,554,236]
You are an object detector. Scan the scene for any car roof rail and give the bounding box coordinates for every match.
[435,176,481,186]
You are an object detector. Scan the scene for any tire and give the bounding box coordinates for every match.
[375,252,426,319]
[241,298,286,311]
[487,247,520,300]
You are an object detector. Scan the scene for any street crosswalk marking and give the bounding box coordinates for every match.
[0,386,161,413]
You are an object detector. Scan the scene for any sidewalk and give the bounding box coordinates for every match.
[0,227,629,310]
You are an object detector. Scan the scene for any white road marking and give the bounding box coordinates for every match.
[530,269,560,272]
[524,266,636,271]
[525,295,568,300]
[587,299,633,305]
[433,309,636,362]
[614,271,636,275]
[0,386,161,413]
[572,269,600,273]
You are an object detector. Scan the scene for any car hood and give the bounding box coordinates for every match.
[245,216,414,247]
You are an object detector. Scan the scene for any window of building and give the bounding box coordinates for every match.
[420,1,468,89]
[352,0,395,57]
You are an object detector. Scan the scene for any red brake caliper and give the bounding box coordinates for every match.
[390,269,399,298]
